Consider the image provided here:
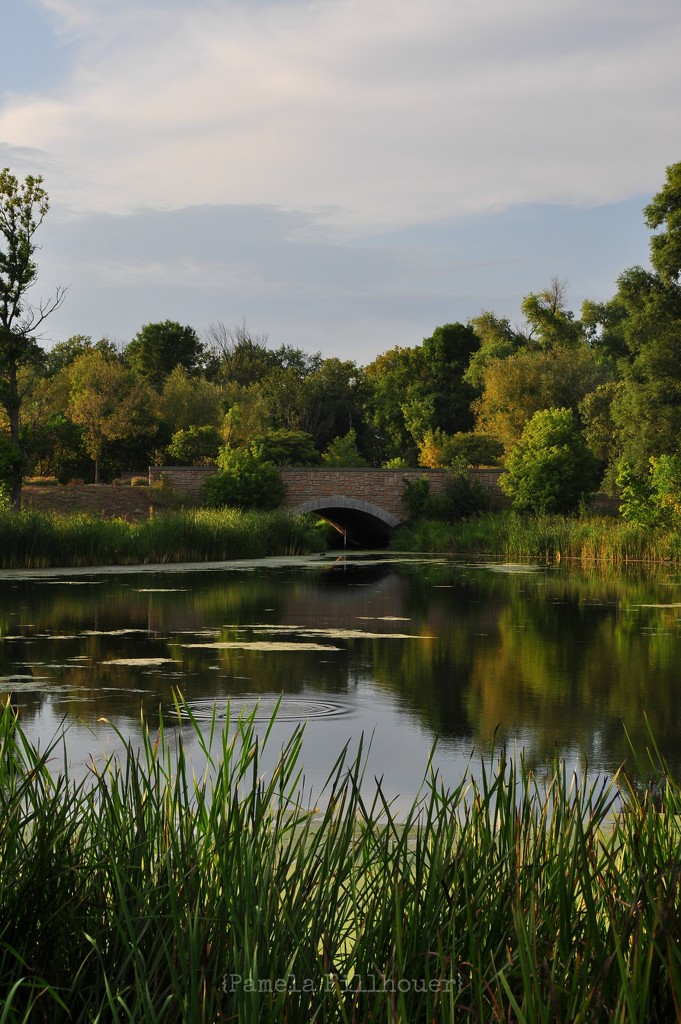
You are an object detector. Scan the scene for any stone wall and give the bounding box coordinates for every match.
[23,484,174,520]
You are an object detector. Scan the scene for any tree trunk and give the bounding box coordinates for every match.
[7,359,23,511]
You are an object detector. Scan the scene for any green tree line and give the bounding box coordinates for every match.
[1,161,680,524]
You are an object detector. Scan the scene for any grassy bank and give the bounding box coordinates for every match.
[0,507,326,568]
[392,510,681,564]
[1,701,679,1022]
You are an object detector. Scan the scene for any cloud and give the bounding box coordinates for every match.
[33,195,651,360]
[1,0,679,231]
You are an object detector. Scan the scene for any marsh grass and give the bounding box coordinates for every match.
[1,700,680,1022]
[392,510,681,564]
[0,508,325,568]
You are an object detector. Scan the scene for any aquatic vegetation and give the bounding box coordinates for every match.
[0,699,679,1022]
[0,507,326,568]
[392,510,681,564]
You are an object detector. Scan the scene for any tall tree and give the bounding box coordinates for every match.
[644,160,681,286]
[125,320,205,388]
[365,323,479,463]
[68,350,155,483]
[579,164,681,478]
[0,168,65,507]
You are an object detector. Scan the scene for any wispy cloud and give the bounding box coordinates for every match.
[2,0,679,231]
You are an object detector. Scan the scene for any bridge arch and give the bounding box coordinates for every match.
[292,495,401,546]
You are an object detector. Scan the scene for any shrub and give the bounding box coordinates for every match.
[202,446,285,510]
[322,429,368,467]
[618,454,681,528]
[501,407,599,514]
[130,476,149,487]
[403,465,489,522]
[166,425,222,466]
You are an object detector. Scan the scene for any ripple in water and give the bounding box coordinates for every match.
[182,695,351,722]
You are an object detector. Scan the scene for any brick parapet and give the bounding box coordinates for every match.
[149,465,507,513]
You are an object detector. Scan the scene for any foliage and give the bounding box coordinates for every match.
[157,365,224,434]
[644,159,681,285]
[391,508,681,564]
[0,167,65,507]
[1,701,680,1022]
[44,335,122,376]
[301,357,369,450]
[618,454,681,528]
[365,323,479,463]
[473,344,605,450]
[418,429,502,468]
[501,407,599,514]
[403,475,431,519]
[68,349,156,483]
[125,320,206,388]
[0,434,23,496]
[0,507,324,568]
[27,413,89,484]
[250,428,321,466]
[202,446,285,510]
[403,466,489,521]
[166,425,222,466]
[322,428,368,466]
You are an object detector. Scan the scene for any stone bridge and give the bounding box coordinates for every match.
[149,465,504,545]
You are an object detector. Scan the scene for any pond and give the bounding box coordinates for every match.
[2,552,681,807]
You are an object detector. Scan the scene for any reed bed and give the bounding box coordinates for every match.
[392,510,681,564]
[0,508,325,568]
[1,700,679,1022]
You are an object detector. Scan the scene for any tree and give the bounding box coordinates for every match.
[473,345,605,451]
[644,160,681,286]
[250,429,321,466]
[0,168,65,507]
[157,365,224,435]
[68,350,155,482]
[45,335,121,376]
[125,320,205,388]
[322,429,368,467]
[365,323,479,463]
[501,407,599,514]
[417,430,503,468]
[579,166,681,482]
[204,320,276,386]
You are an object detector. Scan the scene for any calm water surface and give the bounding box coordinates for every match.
[2,552,681,806]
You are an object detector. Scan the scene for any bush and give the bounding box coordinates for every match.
[202,446,285,510]
[166,425,222,466]
[618,454,681,528]
[403,466,489,522]
[501,408,599,514]
[322,429,368,467]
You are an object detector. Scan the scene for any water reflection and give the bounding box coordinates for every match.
[2,554,681,801]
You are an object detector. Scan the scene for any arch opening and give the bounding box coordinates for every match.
[292,496,401,548]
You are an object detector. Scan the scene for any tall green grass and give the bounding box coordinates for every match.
[1,699,679,1022]
[0,508,326,568]
[392,510,681,564]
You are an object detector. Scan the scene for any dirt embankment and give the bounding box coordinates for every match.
[22,484,189,521]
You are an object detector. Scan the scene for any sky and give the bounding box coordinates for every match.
[1,0,679,364]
